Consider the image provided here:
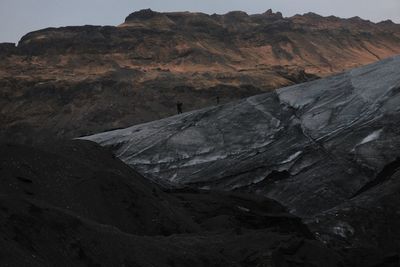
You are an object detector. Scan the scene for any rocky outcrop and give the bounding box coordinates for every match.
[82,56,400,256]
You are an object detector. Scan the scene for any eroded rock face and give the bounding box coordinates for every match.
[82,56,400,254]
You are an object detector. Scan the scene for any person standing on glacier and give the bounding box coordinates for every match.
[176,101,183,114]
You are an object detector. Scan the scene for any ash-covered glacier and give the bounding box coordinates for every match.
[82,56,400,218]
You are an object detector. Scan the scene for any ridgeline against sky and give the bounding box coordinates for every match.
[0,0,399,43]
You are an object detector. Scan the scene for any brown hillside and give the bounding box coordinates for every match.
[1,9,400,143]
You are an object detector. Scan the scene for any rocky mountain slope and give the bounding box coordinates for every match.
[1,9,400,143]
[83,55,400,258]
[0,140,350,266]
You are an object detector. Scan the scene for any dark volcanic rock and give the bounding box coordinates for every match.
[0,140,343,266]
[309,168,400,262]
[125,8,162,21]
[82,56,400,255]
[0,196,342,266]
[0,42,17,55]
[0,141,198,236]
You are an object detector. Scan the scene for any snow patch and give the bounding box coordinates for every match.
[358,129,383,146]
[237,206,250,212]
[169,173,178,182]
[182,154,228,167]
[280,151,302,164]
[332,221,354,238]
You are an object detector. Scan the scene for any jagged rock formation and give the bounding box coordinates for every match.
[82,56,400,257]
[0,140,347,266]
[1,9,400,143]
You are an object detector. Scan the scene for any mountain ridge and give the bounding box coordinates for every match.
[1,9,400,144]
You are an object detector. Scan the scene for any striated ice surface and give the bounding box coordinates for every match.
[81,55,400,217]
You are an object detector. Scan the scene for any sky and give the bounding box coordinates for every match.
[0,0,399,43]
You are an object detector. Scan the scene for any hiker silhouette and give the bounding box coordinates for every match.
[176,101,183,114]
